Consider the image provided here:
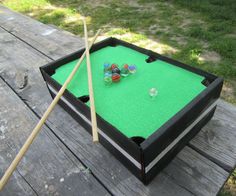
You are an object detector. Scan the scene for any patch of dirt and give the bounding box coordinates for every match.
[221,81,236,104]
[179,18,192,28]
[83,0,109,8]
[162,1,174,9]
[152,26,171,36]
[170,36,187,46]
[136,39,178,55]
[223,83,234,95]
[199,51,221,63]
[149,24,162,34]
[127,0,142,8]
[180,17,206,29]
[201,41,209,49]
[225,33,236,38]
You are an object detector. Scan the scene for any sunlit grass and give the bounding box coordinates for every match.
[3,0,48,12]
[2,0,235,103]
[2,0,235,104]
[1,0,236,195]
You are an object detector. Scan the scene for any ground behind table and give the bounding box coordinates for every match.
[0,5,236,196]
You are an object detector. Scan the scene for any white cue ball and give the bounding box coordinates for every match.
[149,88,158,98]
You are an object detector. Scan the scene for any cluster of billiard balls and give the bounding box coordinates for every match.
[103,63,137,84]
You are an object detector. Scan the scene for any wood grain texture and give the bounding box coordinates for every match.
[0,20,193,196]
[0,31,109,195]
[0,12,231,195]
[41,106,229,196]
[0,29,100,191]
[1,8,235,172]
[164,146,228,196]
[0,80,110,196]
[0,5,84,60]
[189,100,236,172]
[0,147,36,196]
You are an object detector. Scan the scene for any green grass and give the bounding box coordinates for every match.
[219,170,236,196]
[2,0,48,12]
[211,38,236,59]
[1,0,236,194]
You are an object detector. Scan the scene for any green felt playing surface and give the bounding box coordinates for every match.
[52,45,206,139]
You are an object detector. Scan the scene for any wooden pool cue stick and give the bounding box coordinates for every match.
[82,19,99,142]
[0,29,101,191]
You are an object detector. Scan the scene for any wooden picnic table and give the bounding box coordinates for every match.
[0,6,235,196]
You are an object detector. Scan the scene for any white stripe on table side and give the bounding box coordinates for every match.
[47,84,218,173]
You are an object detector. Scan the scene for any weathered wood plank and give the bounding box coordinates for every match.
[1,6,236,173]
[44,105,228,196]
[0,14,230,196]
[164,146,228,196]
[189,100,236,172]
[0,151,36,196]
[0,36,109,196]
[0,5,84,60]
[0,22,193,196]
[0,79,110,196]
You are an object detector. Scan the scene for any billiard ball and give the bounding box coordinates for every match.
[104,76,112,85]
[111,64,118,70]
[104,62,111,72]
[128,65,136,74]
[121,64,129,77]
[112,67,121,74]
[149,88,158,98]
[112,73,121,82]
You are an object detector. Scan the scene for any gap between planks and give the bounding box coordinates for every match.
[0,10,231,194]
[0,25,196,196]
[0,22,230,174]
[0,26,54,61]
[0,74,114,196]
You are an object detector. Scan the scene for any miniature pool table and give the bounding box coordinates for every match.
[40,37,223,184]
[51,45,206,139]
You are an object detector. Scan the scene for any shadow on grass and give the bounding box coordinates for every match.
[1,0,236,195]
[2,0,236,104]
